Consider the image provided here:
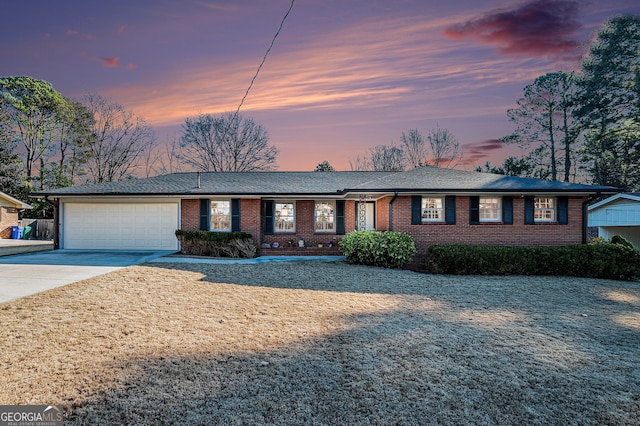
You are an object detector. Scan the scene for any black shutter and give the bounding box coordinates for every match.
[231,199,241,232]
[411,196,422,225]
[524,196,535,224]
[502,196,513,225]
[557,196,569,225]
[264,200,274,235]
[469,196,480,225]
[445,196,456,225]
[199,199,210,231]
[336,200,345,235]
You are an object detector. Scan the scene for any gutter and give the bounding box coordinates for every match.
[388,191,399,231]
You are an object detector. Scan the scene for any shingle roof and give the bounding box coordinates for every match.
[33,167,620,197]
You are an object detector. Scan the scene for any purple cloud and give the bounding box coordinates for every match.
[463,139,505,163]
[444,0,582,59]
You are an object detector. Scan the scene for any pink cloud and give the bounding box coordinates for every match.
[463,139,505,163]
[127,63,138,70]
[444,0,582,59]
[102,57,119,68]
[66,29,79,36]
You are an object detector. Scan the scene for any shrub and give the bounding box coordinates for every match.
[175,230,256,258]
[610,235,635,250]
[339,230,416,269]
[427,243,640,281]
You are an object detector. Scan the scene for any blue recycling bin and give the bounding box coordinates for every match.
[11,226,20,239]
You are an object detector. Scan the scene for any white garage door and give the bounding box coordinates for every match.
[63,203,179,250]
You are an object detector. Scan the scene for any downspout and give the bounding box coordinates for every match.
[582,193,600,244]
[388,192,399,231]
[44,197,60,250]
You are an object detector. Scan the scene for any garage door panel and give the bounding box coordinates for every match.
[63,203,179,250]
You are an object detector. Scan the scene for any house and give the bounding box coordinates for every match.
[0,191,32,239]
[33,167,618,263]
[588,193,640,250]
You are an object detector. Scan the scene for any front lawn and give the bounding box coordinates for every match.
[1,261,638,424]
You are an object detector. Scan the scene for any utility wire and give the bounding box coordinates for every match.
[231,0,295,122]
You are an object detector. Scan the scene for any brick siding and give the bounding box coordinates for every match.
[180,195,589,266]
[180,199,200,231]
[0,207,19,239]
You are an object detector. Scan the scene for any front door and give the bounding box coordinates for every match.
[356,202,375,230]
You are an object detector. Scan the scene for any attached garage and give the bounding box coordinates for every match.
[62,201,179,250]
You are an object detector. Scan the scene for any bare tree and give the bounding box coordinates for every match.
[349,155,371,171]
[401,128,427,168]
[179,112,278,172]
[369,145,405,171]
[427,126,463,168]
[152,136,181,176]
[82,94,155,183]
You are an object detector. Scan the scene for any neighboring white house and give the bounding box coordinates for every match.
[588,193,640,250]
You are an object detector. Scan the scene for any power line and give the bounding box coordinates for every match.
[232,0,296,121]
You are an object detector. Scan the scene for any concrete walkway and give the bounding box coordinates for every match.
[152,255,345,265]
[0,250,173,303]
[0,249,345,303]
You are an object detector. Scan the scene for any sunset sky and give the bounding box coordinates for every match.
[2,0,639,171]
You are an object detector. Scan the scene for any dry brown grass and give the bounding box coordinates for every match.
[1,260,639,425]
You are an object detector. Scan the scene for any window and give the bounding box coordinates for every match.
[315,201,335,232]
[479,197,501,222]
[421,197,444,222]
[210,200,231,231]
[534,197,555,222]
[275,202,295,232]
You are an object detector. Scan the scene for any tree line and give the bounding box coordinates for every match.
[479,15,640,192]
[0,79,280,216]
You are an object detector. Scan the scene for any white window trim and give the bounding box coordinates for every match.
[210,199,231,232]
[314,201,336,233]
[534,197,556,223]
[479,197,501,223]
[275,200,296,233]
[421,196,444,223]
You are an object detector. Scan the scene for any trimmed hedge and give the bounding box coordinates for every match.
[339,230,416,269]
[427,243,640,281]
[175,230,256,258]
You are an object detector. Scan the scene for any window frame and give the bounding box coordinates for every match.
[210,199,231,231]
[274,200,296,233]
[314,201,336,233]
[421,196,445,223]
[479,197,501,223]
[534,197,556,223]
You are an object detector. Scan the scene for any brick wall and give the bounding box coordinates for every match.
[240,199,261,240]
[391,195,587,265]
[0,207,19,239]
[180,195,588,264]
[180,199,200,231]
[261,200,341,248]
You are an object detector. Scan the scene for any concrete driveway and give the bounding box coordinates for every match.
[0,250,174,303]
